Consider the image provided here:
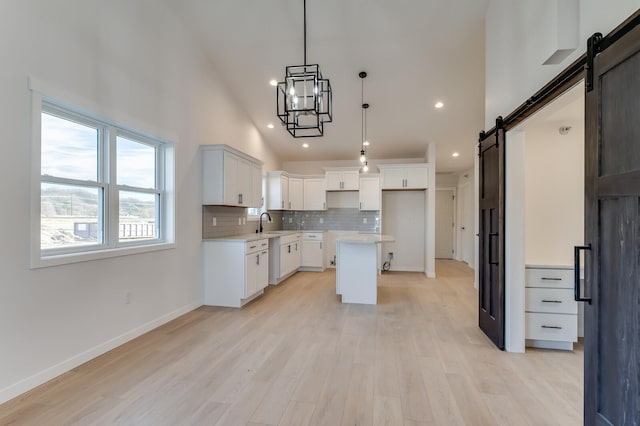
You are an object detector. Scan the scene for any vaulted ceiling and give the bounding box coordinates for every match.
[165,0,489,172]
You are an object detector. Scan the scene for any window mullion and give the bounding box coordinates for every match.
[106,125,118,249]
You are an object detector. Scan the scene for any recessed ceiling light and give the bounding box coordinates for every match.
[435,101,444,109]
[267,123,274,129]
[452,152,460,157]
[363,141,370,146]
[302,143,309,148]
[269,79,278,87]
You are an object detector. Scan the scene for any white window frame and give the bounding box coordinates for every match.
[30,88,175,268]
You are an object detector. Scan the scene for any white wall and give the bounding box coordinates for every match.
[485,0,640,128]
[0,0,279,403]
[525,121,584,265]
[381,191,426,272]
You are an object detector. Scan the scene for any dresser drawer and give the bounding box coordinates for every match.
[526,288,577,314]
[525,312,577,342]
[280,233,300,245]
[526,267,574,289]
[246,239,268,254]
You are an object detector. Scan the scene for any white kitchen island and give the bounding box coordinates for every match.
[336,234,395,304]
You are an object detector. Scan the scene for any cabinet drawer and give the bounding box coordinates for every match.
[525,313,577,342]
[526,267,574,288]
[302,232,323,241]
[525,288,577,314]
[246,239,268,254]
[280,233,300,245]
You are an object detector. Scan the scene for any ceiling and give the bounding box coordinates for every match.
[164,0,489,172]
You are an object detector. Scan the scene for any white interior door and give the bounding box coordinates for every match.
[435,189,455,258]
[457,184,474,266]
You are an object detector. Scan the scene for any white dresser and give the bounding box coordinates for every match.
[525,265,578,350]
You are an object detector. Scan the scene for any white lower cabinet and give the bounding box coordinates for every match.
[203,238,269,307]
[269,233,301,284]
[300,232,325,271]
[525,265,578,350]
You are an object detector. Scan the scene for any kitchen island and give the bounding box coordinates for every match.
[336,234,394,304]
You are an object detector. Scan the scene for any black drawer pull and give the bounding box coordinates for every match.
[541,277,562,281]
[541,300,562,303]
[541,325,563,329]
[249,245,257,249]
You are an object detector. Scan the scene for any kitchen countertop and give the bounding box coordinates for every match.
[203,230,325,242]
[335,234,394,244]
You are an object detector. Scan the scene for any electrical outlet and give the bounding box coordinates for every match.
[363,218,367,224]
[212,217,216,226]
[242,217,246,225]
[238,217,242,225]
[124,290,131,304]
[289,217,293,223]
[319,218,324,224]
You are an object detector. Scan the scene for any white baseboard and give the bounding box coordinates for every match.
[0,301,201,405]
[388,266,425,273]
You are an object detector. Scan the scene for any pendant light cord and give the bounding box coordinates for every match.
[303,0,307,66]
[361,77,364,150]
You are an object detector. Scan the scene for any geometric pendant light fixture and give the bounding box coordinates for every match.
[276,0,332,138]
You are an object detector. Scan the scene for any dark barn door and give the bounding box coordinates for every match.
[584,24,640,425]
[478,119,505,350]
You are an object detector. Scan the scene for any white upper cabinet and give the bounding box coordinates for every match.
[201,145,263,207]
[325,167,360,190]
[303,178,326,210]
[267,171,289,210]
[378,164,429,190]
[288,177,304,210]
[359,175,381,211]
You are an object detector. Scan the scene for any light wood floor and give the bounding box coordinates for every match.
[0,260,583,425]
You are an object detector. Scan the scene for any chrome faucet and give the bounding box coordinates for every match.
[259,211,272,233]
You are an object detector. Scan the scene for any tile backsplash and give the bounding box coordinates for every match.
[283,209,380,232]
[202,206,283,239]
[202,206,380,238]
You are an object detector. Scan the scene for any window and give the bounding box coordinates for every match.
[32,96,175,267]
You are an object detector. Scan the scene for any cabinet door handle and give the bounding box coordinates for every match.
[281,200,284,208]
[288,245,291,253]
[541,300,562,303]
[541,325,562,329]
[238,193,243,204]
[256,254,260,265]
[320,242,322,249]
[249,245,257,249]
[360,202,362,210]
[541,277,562,281]
[295,243,298,251]
[289,201,291,209]
[323,201,325,209]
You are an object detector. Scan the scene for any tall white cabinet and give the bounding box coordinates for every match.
[359,175,380,211]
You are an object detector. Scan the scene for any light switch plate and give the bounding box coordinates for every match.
[212,217,216,226]
[363,218,368,224]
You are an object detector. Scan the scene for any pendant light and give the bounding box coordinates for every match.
[276,0,332,138]
[359,71,370,172]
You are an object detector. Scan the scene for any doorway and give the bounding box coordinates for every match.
[435,189,455,259]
